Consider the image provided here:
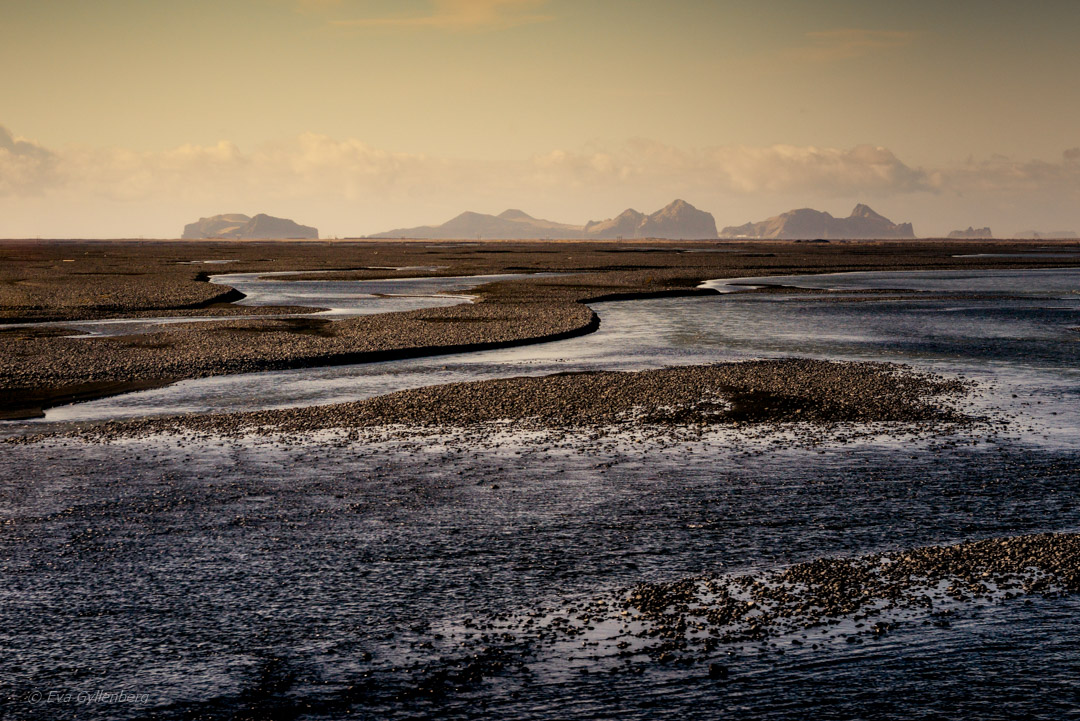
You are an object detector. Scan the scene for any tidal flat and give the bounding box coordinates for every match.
[2,238,1079,720]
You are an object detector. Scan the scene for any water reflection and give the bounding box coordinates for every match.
[24,269,1079,450]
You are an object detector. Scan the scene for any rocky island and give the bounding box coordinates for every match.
[947,226,993,239]
[720,204,915,239]
[182,213,318,239]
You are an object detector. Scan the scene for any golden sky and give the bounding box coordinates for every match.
[3,0,1080,237]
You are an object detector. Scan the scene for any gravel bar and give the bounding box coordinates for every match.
[35,358,972,442]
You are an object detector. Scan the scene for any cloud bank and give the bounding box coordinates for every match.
[2,124,1079,237]
[0,127,939,202]
[531,141,932,195]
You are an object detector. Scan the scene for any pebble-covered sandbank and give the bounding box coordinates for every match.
[22,358,974,443]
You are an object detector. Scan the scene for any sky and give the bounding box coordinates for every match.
[2,0,1080,238]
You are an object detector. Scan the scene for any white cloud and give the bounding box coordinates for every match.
[13,133,464,204]
[0,128,940,203]
[530,140,932,196]
[929,149,1080,197]
[0,126,57,196]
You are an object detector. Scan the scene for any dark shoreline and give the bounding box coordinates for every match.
[0,379,176,421]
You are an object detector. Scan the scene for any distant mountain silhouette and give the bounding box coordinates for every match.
[182,214,251,239]
[182,213,318,239]
[367,209,583,240]
[947,226,993,239]
[583,209,646,239]
[1014,230,1079,240]
[368,200,718,240]
[720,204,915,240]
[587,199,719,240]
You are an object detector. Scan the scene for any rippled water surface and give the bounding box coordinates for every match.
[2,268,1079,720]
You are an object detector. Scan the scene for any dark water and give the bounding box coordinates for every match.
[2,268,1079,719]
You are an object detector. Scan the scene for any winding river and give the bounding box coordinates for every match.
[13,267,1079,451]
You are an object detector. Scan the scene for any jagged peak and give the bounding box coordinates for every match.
[497,209,534,221]
[783,207,834,219]
[850,203,887,221]
[653,199,697,215]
